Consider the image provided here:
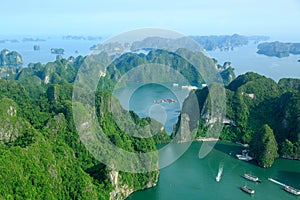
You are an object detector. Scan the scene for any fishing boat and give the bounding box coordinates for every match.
[243,174,261,183]
[241,185,255,195]
[284,186,300,195]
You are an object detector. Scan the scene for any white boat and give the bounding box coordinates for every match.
[241,185,255,195]
[243,174,261,182]
[236,154,253,161]
[236,149,253,161]
[268,177,300,195]
[284,186,300,195]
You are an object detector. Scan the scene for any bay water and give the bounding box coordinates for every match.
[1,37,299,199]
[127,142,300,200]
[114,82,300,200]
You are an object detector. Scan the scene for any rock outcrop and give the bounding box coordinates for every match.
[0,49,23,67]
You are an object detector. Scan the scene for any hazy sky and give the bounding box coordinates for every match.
[1,0,300,40]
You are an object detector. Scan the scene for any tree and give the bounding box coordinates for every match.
[280,139,294,159]
[251,124,278,167]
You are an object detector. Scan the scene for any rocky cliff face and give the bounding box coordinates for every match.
[0,98,26,144]
[109,170,134,200]
[109,169,158,200]
[0,49,23,67]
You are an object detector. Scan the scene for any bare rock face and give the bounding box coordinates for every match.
[0,97,35,146]
[0,98,21,143]
[109,168,159,200]
[109,169,134,200]
[7,106,17,116]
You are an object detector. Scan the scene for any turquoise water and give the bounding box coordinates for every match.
[127,142,300,200]
[114,83,190,134]
[115,83,300,200]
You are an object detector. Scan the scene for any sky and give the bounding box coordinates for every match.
[1,0,300,40]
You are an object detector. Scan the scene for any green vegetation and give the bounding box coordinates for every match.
[105,48,234,88]
[0,53,168,199]
[0,75,162,199]
[257,41,300,58]
[189,72,300,167]
[0,46,234,198]
[250,124,278,167]
[0,43,298,200]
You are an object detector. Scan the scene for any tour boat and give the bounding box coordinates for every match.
[243,174,261,183]
[241,185,255,195]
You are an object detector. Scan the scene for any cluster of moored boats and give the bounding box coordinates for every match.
[229,147,299,196]
[154,98,176,103]
[240,173,261,195]
[239,173,300,196]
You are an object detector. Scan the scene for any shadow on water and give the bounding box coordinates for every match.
[212,142,243,155]
[210,142,259,167]
[277,171,300,188]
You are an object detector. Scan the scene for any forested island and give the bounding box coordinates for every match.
[90,34,269,53]
[0,49,23,68]
[0,47,299,199]
[51,48,65,54]
[191,34,269,51]
[257,41,300,58]
[186,72,300,167]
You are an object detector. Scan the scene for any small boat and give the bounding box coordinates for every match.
[284,186,300,195]
[243,174,261,183]
[235,141,249,147]
[236,149,253,161]
[241,185,255,195]
[236,154,253,161]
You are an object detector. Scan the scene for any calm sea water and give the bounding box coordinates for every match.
[0,36,99,66]
[127,142,300,200]
[114,83,189,134]
[115,83,300,200]
[207,43,300,81]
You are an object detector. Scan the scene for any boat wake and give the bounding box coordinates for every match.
[216,162,224,182]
